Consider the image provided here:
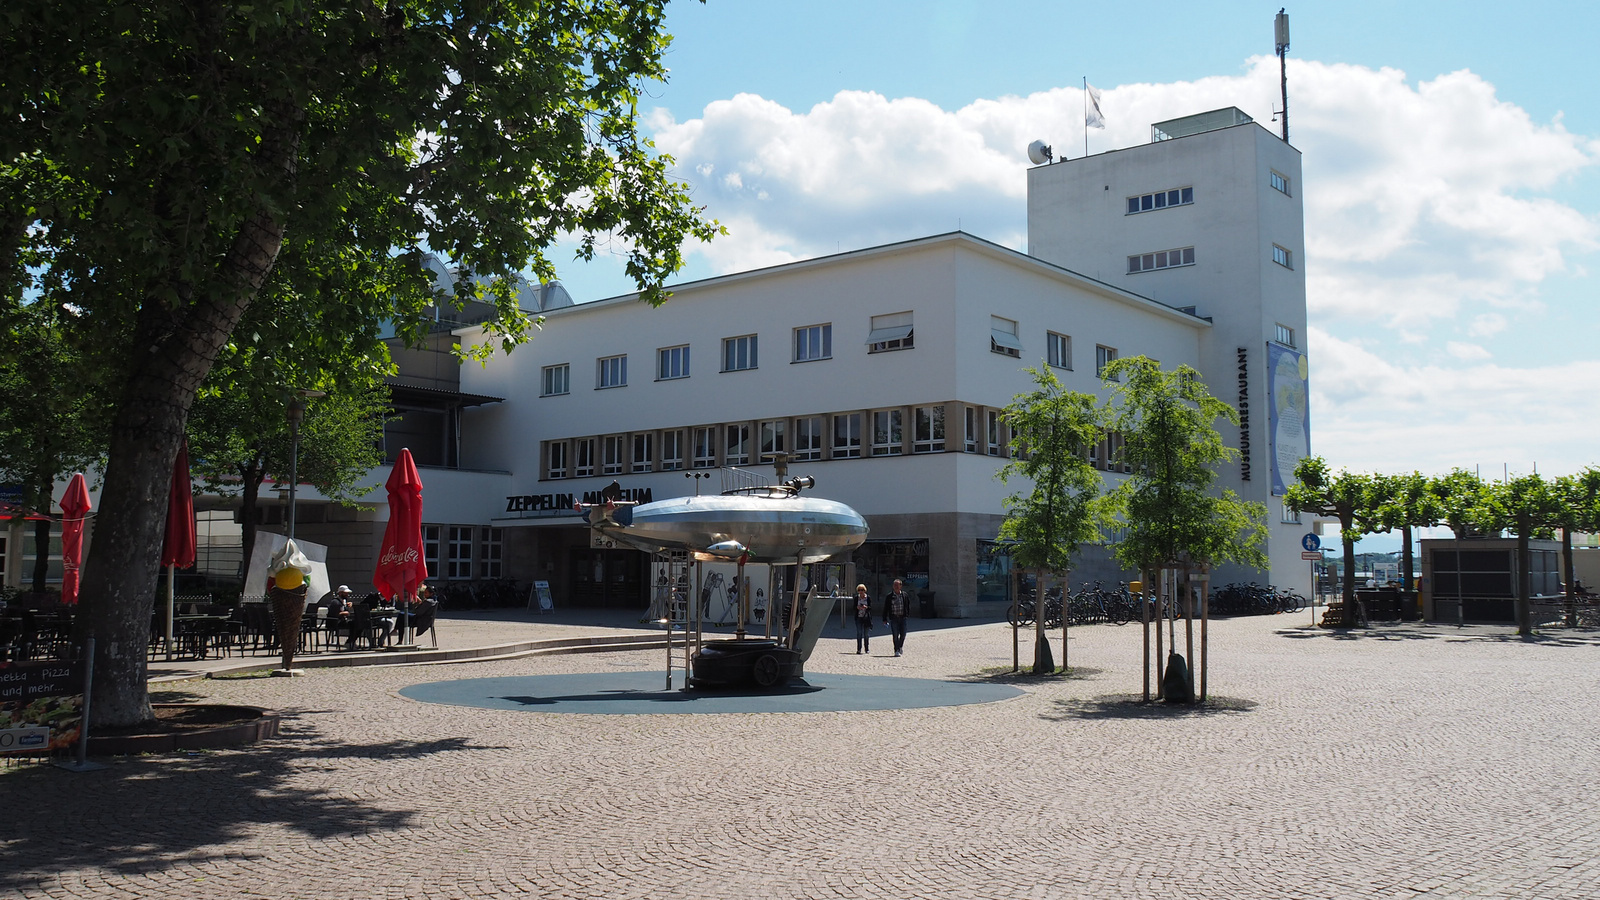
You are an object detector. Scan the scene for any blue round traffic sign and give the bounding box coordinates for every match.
[1301,533,1321,552]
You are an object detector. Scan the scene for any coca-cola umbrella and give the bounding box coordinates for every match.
[161,438,197,655]
[373,448,427,645]
[58,473,92,605]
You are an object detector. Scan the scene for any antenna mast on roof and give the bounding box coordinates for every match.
[1275,8,1291,143]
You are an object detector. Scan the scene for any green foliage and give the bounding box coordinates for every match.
[0,301,112,509]
[1550,469,1600,536]
[1428,469,1490,539]
[995,366,1106,574]
[1102,357,1266,573]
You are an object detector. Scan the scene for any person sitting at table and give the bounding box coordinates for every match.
[347,593,392,649]
[326,585,354,644]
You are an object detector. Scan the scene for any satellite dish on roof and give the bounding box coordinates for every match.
[1026,140,1053,165]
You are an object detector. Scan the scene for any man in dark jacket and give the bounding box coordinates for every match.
[882,579,909,656]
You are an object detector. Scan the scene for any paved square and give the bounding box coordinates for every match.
[4,613,1599,899]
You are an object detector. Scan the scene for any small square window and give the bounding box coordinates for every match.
[1047,332,1072,369]
[990,316,1022,358]
[1273,244,1293,269]
[1275,323,1296,348]
[723,335,758,372]
[657,345,690,380]
[597,355,627,389]
[794,324,832,362]
[541,364,570,397]
[1096,345,1119,379]
[1270,171,1290,195]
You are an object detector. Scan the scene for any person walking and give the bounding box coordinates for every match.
[853,584,873,654]
[882,578,910,656]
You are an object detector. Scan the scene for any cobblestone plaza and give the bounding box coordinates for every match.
[4,612,1599,899]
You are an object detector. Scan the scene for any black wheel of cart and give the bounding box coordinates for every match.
[751,653,783,688]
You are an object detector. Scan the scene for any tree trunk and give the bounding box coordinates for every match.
[1515,520,1532,637]
[76,128,298,726]
[1341,513,1359,627]
[238,455,267,591]
[30,515,50,594]
[1401,524,1415,619]
[1562,530,1576,627]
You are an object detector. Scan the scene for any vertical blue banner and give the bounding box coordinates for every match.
[1267,343,1310,496]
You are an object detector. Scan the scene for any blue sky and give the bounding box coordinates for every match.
[546,1,1599,505]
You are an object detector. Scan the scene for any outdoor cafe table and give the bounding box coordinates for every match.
[167,614,231,659]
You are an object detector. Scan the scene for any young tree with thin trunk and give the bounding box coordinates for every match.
[1549,469,1600,624]
[1475,473,1561,637]
[2,1,720,726]
[996,367,1106,675]
[1374,472,1435,616]
[1102,357,1266,699]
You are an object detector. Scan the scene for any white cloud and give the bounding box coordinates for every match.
[1308,327,1599,475]
[645,61,1600,474]
[1445,341,1491,360]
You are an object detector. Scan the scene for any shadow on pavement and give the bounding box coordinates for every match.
[1041,693,1258,721]
[0,723,493,893]
[1275,624,1600,647]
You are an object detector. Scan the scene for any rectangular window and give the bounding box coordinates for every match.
[1275,323,1296,347]
[725,423,751,466]
[1281,503,1301,525]
[573,437,596,477]
[657,344,690,380]
[422,525,441,579]
[987,409,1001,456]
[1270,170,1291,195]
[871,409,902,457]
[964,407,978,453]
[794,324,832,362]
[759,419,787,461]
[597,354,627,388]
[632,433,654,473]
[1096,345,1119,379]
[1126,186,1194,215]
[793,416,823,461]
[541,364,570,397]
[723,334,758,372]
[833,412,863,458]
[1128,246,1196,273]
[546,441,568,480]
[478,527,503,579]
[692,427,717,468]
[602,435,624,475]
[913,405,945,453]
[990,315,1022,358]
[867,311,915,353]
[1047,332,1072,369]
[1273,244,1293,269]
[447,525,474,580]
[660,429,684,471]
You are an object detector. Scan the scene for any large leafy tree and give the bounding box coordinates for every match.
[1429,469,1490,540]
[1284,457,1385,624]
[1475,473,1561,637]
[1374,471,1435,614]
[996,366,1106,673]
[1549,469,1600,624]
[2,1,719,725]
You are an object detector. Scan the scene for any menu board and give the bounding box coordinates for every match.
[529,580,555,613]
[1,660,85,753]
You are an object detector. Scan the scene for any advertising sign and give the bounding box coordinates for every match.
[1267,342,1311,496]
[0,659,85,753]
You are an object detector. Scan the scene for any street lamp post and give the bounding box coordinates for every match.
[285,389,327,543]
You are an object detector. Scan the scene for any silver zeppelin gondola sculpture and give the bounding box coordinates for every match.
[579,473,868,690]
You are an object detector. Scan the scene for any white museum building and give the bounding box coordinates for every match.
[6,107,1311,616]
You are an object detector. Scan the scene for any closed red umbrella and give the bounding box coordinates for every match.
[58,473,91,606]
[160,438,197,654]
[373,448,427,615]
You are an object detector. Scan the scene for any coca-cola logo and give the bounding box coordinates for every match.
[379,546,420,567]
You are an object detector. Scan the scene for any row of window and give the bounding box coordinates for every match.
[541,314,917,395]
[421,525,503,580]
[540,407,1145,482]
[1123,243,1297,275]
[1124,170,1290,219]
[543,312,1122,394]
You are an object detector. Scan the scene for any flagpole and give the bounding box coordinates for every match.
[1083,76,1089,157]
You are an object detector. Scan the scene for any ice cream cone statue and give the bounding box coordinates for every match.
[268,540,313,673]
